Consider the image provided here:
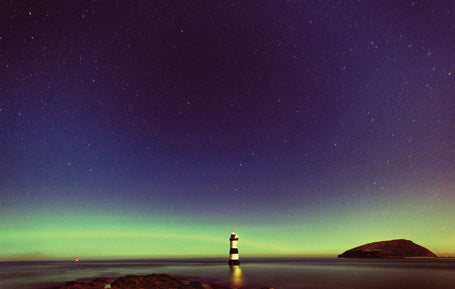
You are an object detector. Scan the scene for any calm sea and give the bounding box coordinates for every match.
[1,257,455,289]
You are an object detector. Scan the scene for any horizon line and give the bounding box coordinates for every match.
[2,253,455,262]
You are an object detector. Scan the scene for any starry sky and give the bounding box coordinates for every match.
[1,1,455,260]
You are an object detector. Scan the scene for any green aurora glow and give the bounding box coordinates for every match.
[1,191,454,260]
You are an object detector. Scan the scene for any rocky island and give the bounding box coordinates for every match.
[338,239,437,258]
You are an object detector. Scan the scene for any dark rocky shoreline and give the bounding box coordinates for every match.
[56,274,229,289]
[55,273,274,289]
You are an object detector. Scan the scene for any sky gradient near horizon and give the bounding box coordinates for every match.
[1,1,455,260]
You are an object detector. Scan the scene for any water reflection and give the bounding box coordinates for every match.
[229,265,243,288]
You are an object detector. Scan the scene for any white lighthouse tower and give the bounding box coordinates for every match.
[228,231,240,265]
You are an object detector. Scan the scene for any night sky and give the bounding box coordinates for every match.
[1,1,455,260]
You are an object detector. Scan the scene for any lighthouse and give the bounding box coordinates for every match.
[228,232,240,265]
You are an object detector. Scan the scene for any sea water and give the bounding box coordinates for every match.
[1,257,455,289]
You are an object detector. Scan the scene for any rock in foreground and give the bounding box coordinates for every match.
[57,278,106,289]
[111,274,220,289]
[338,239,437,259]
[57,274,232,289]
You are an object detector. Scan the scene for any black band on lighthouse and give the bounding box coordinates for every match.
[230,248,238,254]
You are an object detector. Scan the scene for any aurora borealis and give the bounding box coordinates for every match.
[1,1,455,260]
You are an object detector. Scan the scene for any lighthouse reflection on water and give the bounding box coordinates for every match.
[229,264,243,288]
[228,232,243,288]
